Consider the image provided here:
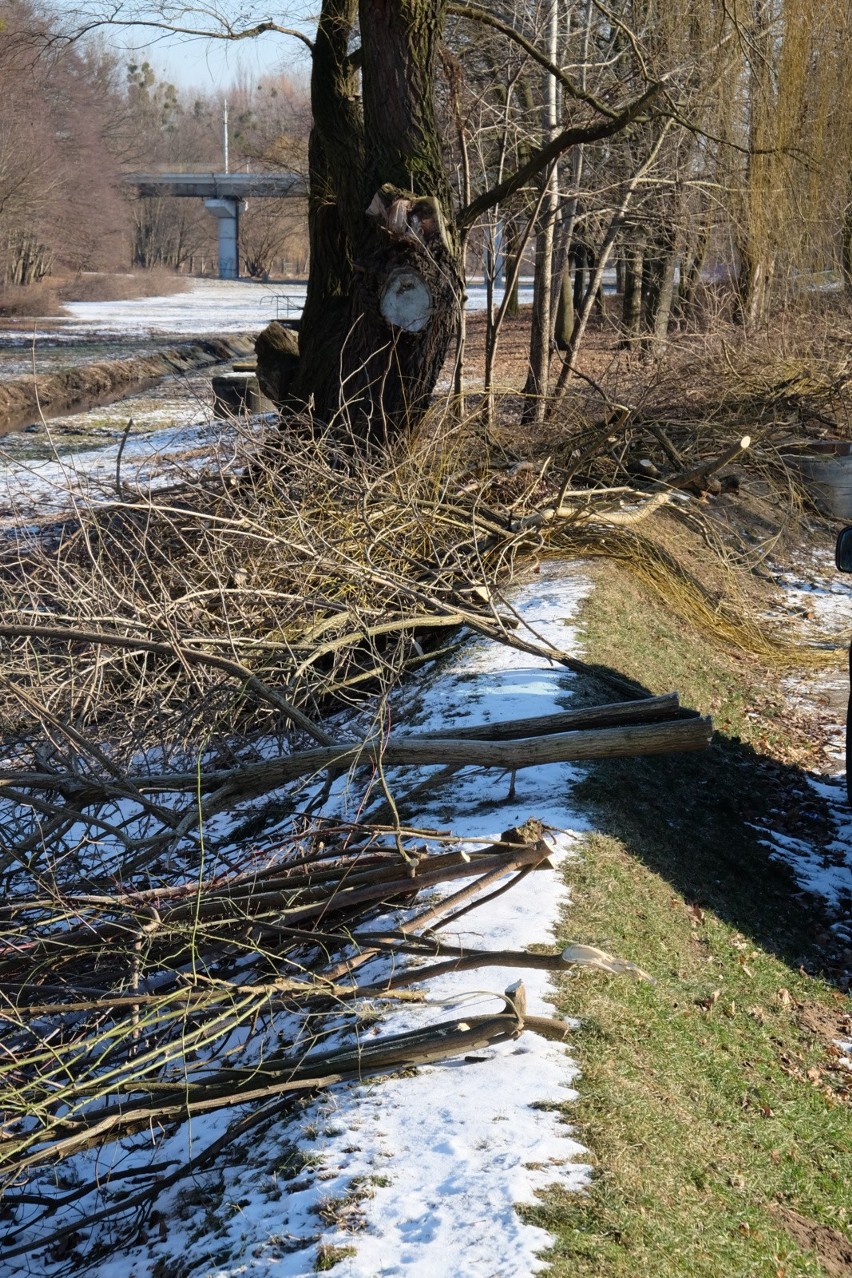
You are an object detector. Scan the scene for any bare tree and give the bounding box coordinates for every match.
[61,0,660,441]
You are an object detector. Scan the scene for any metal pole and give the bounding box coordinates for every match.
[223,101,229,174]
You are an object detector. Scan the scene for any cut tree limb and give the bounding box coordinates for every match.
[669,436,751,492]
[4,715,711,804]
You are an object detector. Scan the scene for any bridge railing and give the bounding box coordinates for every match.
[262,292,304,319]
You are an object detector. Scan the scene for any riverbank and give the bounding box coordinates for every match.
[0,334,255,433]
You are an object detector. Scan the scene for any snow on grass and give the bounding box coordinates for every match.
[5,564,593,1278]
[753,554,852,924]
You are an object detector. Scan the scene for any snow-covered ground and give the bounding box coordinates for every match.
[4,286,852,1276]
[6,565,595,1278]
[0,275,536,497]
[3,277,536,344]
[756,556,852,946]
[0,416,247,524]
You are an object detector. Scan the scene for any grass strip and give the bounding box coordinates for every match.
[528,562,852,1278]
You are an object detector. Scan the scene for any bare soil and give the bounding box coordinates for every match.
[772,1207,852,1278]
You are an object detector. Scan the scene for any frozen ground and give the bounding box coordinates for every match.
[3,277,536,344]
[5,565,594,1278]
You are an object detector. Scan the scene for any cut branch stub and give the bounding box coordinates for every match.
[380,267,433,333]
[366,184,450,251]
[255,321,300,408]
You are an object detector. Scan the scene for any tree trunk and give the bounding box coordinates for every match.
[621,242,643,344]
[734,250,774,326]
[521,202,555,423]
[291,0,462,444]
[521,0,559,426]
[573,240,588,312]
[675,221,708,322]
[843,203,852,295]
[502,217,522,318]
[554,259,574,351]
[645,231,678,352]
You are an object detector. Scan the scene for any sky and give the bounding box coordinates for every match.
[58,1,315,91]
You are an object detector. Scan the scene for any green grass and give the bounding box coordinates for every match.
[527,563,852,1278]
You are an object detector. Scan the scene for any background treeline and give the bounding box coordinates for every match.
[445,0,852,414]
[0,0,309,291]
[3,0,852,336]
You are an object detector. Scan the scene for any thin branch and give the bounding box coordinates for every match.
[67,15,314,53]
[447,3,618,119]
[459,82,664,227]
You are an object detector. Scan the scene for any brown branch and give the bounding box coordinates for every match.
[447,3,618,119]
[68,16,314,53]
[4,715,710,805]
[668,436,751,492]
[0,623,331,745]
[459,81,664,227]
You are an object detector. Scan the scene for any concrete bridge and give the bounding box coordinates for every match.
[125,172,305,280]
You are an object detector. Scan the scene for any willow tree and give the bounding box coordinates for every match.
[69,0,658,439]
[289,1,661,441]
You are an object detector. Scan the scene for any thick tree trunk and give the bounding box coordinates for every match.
[734,250,774,326]
[290,0,462,444]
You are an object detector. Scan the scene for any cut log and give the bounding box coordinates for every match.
[108,715,713,801]
[254,321,300,407]
[413,693,684,741]
[4,711,712,806]
[670,436,751,493]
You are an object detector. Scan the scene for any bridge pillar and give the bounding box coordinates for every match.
[204,197,244,280]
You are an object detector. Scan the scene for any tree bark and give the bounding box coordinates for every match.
[277,1,660,445]
[644,230,678,352]
[554,258,575,351]
[521,1,559,425]
[621,240,643,343]
[844,202,852,295]
[292,0,462,444]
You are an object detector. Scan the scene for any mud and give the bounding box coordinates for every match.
[772,1205,852,1277]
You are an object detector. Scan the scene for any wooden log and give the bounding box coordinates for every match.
[412,693,683,741]
[212,372,271,418]
[4,717,711,805]
[670,435,751,492]
[113,715,713,800]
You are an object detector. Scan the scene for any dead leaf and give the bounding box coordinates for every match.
[698,988,722,1010]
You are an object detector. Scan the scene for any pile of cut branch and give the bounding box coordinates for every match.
[0,816,651,1262]
[0,404,828,1262]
